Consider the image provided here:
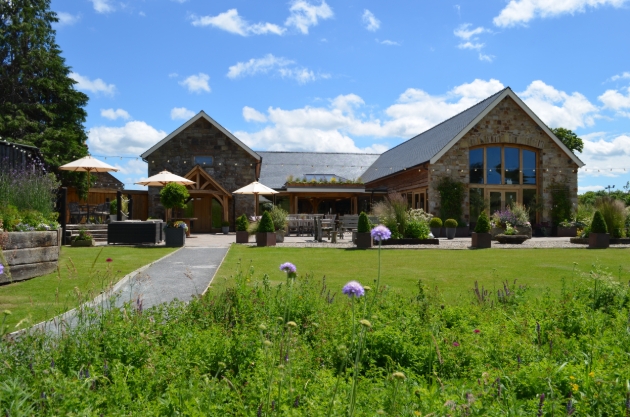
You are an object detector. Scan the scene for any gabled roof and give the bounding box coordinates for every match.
[140,111,261,161]
[362,87,584,183]
[183,165,232,196]
[257,151,380,189]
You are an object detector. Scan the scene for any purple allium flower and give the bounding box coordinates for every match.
[342,281,365,298]
[370,225,391,242]
[452,341,460,347]
[279,262,297,274]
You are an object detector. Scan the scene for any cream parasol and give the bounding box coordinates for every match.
[135,170,195,186]
[232,181,279,215]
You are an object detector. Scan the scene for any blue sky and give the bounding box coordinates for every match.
[51,0,630,192]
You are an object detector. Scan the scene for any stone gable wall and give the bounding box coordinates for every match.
[427,96,578,223]
[145,117,259,222]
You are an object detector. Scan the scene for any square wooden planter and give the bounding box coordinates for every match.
[256,232,276,247]
[235,231,249,243]
[588,233,609,249]
[471,232,492,249]
[356,232,373,249]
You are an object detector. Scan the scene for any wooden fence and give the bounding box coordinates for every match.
[65,188,149,222]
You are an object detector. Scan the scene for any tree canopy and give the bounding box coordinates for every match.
[0,0,90,193]
[550,127,584,154]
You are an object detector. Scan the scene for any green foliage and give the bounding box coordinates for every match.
[357,212,370,233]
[590,210,608,234]
[404,220,429,239]
[269,205,288,231]
[221,221,230,227]
[550,127,584,153]
[0,166,60,219]
[595,197,626,238]
[371,194,408,238]
[0,205,58,232]
[0,205,21,231]
[257,211,275,233]
[159,183,190,210]
[73,228,92,242]
[108,198,129,215]
[474,211,491,233]
[444,218,457,228]
[235,214,249,232]
[436,177,465,221]
[429,217,442,228]
[550,185,573,226]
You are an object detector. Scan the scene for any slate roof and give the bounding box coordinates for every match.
[257,152,380,189]
[361,87,508,183]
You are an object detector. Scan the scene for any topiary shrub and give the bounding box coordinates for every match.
[358,212,370,233]
[444,218,457,228]
[236,214,249,232]
[429,217,442,228]
[160,183,190,210]
[590,210,608,234]
[475,211,491,233]
[258,211,275,233]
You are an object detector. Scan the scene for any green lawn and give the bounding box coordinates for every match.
[0,246,177,331]
[212,245,630,302]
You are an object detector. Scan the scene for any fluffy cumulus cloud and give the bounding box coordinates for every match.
[493,0,628,27]
[579,132,630,177]
[89,0,114,13]
[362,10,380,31]
[191,9,286,36]
[454,24,492,61]
[101,108,130,120]
[243,106,268,123]
[518,81,599,130]
[170,107,196,120]
[56,12,80,26]
[70,72,116,96]
[285,0,333,34]
[610,71,630,81]
[227,54,329,84]
[598,87,630,117]
[179,73,211,93]
[88,121,167,156]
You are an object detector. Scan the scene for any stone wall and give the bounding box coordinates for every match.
[145,117,259,223]
[426,96,578,222]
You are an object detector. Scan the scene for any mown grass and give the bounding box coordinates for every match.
[212,245,630,301]
[0,246,176,330]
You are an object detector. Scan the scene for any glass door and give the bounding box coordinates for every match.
[488,190,518,214]
[414,191,427,212]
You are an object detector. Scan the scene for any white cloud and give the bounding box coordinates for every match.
[114,159,147,176]
[89,0,114,13]
[518,81,599,130]
[379,39,400,46]
[610,71,630,81]
[458,42,484,50]
[493,0,628,27]
[243,106,268,123]
[227,54,329,84]
[478,53,494,62]
[362,10,380,31]
[88,121,167,156]
[191,9,286,36]
[170,107,196,120]
[454,24,492,58]
[70,72,116,96]
[454,23,488,40]
[56,12,80,26]
[580,133,630,177]
[579,185,605,193]
[179,73,211,93]
[168,73,179,78]
[285,0,333,34]
[598,87,630,116]
[101,108,131,120]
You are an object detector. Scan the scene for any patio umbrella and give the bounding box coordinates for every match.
[59,155,120,222]
[134,170,195,187]
[232,181,279,216]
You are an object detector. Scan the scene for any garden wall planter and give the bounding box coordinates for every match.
[445,227,456,240]
[164,227,186,247]
[588,233,609,249]
[471,232,492,249]
[0,230,61,284]
[235,231,249,243]
[380,238,439,245]
[491,226,532,239]
[556,227,577,237]
[355,232,373,249]
[71,239,94,247]
[256,232,276,247]
[495,234,528,244]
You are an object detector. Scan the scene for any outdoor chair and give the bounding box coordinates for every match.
[68,202,86,224]
[94,202,110,223]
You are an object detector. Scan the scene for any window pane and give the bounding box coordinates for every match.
[505,192,517,209]
[523,189,537,223]
[523,150,536,185]
[486,147,502,184]
[490,191,502,216]
[504,147,520,185]
[469,188,484,221]
[194,156,213,166]
[469,149,484,184]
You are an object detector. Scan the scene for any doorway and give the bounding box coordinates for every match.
[414,191,427,212]
[189,196,224,232]
[488,190,518,214]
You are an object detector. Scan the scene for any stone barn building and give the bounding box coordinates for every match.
[140,87,583,232]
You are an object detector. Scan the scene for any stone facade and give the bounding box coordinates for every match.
[145,117,259,223]
[428,96,579,223]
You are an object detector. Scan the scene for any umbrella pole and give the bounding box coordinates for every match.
[86,169,91,224]
[255,193,259,216]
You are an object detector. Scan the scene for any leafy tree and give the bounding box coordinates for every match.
[550,127,583,154]
[0,0,90,194]
[159,183,189,210]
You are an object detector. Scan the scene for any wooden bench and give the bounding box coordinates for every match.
[339,215,379,239]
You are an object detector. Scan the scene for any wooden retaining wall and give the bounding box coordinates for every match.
[0,230,61,284]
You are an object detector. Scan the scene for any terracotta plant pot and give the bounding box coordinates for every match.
[355,232,373,248]
[256,232,276,247]
[471,232,492,249]
[235,231,249,243]
[588,233,609,249]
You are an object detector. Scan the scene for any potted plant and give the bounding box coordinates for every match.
[356,211,373,248]
[557,219,578,237]
[270,206,288,243]
[164,221,187,247]
[444,218,457,240]
[221,220,230,234]
[429,217,442,238]
[588,210,609,249]
[256,211,276,247]
[235,214,249,243]
[472,211,492,249]
[495,223,528,244]
[71,228,94,247]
